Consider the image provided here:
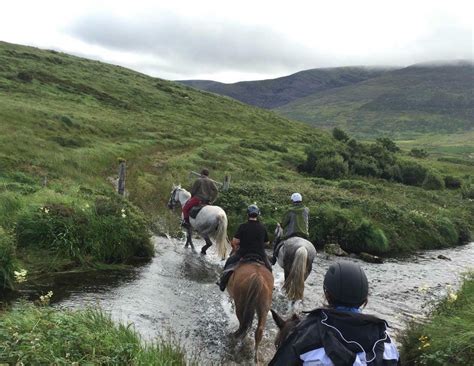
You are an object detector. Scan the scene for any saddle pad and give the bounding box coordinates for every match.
[189,205,204,219]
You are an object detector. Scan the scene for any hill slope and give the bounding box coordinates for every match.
[276,62,474,137]
[179,67,388,108]
[0,41,472,276]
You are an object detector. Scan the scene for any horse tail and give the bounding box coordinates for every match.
[235,273,261,338]
[214,212,228,259]
[283,246,307,301]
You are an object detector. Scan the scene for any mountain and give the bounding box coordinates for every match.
[181,62,474,138]
[276,62,474,137]
[179,67,389,108]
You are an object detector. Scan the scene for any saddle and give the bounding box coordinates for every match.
[240,254,265,266]
[189,204,206,219]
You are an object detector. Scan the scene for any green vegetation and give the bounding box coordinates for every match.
[0,227,16,290]
[400,274,474,365]
[0,41,472,294]
[0,304,191,365]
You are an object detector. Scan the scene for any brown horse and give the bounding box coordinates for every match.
[227,262,274,363]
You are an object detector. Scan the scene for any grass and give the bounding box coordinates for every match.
[400,273,474,366]
[0,40,472,291]
[0,303,193,365]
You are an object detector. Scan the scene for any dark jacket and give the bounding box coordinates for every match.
[269,308,399,366]
[190,176,218,202]
[282,203,309,239]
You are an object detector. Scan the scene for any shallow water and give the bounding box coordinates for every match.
[25,237,474,365]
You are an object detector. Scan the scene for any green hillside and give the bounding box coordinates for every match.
[179,67,388,108]
[0,41,473,291]
[276,62,474,138]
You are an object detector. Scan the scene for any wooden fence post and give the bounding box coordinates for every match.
[118,159,126,195]
[223,175,231,191]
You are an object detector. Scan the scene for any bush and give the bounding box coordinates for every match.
[376,137,400,153]
[409,148,428,158]
[314,155,348,180]
[0,227,17,290]
[332,127,349,142]
[422,172,445,190]
[17,71,33,82]
[444,176,462,189]
[349,219,389,254]
[399,161,427,186]
[350,157,381,177]
[15,195,153,263]
[434,217,458,246]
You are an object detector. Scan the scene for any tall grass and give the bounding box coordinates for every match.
[400,273,474,365]
[0,304,193,365]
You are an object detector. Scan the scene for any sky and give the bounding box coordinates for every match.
[0,0,472,82]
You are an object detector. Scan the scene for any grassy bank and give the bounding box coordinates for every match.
[0,41,473,292]
[0,303,191,365]
[400,274,474,365]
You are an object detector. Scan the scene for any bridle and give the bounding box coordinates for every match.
[167,187,181,209]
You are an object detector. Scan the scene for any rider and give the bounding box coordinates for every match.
[269,261,400,365]
[270,192,309,265]
[182,168,218,227]
[217,204,272,291]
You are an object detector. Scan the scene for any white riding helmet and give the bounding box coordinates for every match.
[291,192,302,202]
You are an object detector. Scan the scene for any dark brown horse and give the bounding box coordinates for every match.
[270,309,301,350]
[227,262,274,363]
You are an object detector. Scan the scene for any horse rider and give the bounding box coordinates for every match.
[181,168,218,228]
[269,261,400,365]
[217,204,272,291]
[270,192,309,265]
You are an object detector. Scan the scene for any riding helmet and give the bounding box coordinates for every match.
[247,204,260,217]
[291,192,302,202]
[323,261,368,307]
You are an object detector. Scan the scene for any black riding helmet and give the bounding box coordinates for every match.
[247,204,260,218]
[323,261,368,307]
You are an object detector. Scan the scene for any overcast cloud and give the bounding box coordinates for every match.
[0,0,472,82]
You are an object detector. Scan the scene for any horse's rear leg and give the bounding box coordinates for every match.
[201,235,213,255]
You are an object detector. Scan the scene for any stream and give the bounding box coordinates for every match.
[24,237,474,365]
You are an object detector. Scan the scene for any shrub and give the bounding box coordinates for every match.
[337,180,377,191]
[350,157,381,177]
[409,148,429,158]
[60,115,73,126]
[314,155,348,180]
[349,219,389,254]
[376,137,400,153]
[15,195,153,264]
[382,164,402,182]
[332,127,349,142]
[434,217,458,246]
[422,171,445,190]
[0,226,17,290]
[444,176,462,189]
[399,160,427,186]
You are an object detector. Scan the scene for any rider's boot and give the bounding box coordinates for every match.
[217,270,233,292]
[181,218,191,229]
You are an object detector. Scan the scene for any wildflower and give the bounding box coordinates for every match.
[448,293,458,302]
[418,284,429,293]
[39,290,54,305]
[85,203,90,208]
[121,213,127,218]
[121,208,126,213]
[14,269,28,283]
[422,342,430,348]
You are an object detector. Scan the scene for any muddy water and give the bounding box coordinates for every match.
[47,237,473,365]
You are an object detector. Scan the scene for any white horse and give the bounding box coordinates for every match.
[167,185,229,258]
[274,224,316,301]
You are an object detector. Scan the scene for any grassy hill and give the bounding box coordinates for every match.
[0,41,473,291]
[276,62,474,138]
[179,67,388,108]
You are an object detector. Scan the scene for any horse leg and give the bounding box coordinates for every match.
[254,310,266,364]
[201,235,213,255]
[186,227,196,252]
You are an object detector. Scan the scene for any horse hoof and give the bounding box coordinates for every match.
[200,250,207,255]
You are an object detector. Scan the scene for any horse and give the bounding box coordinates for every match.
[273,224,316,301]
[227,262,274,364]
[167,185,228,258]
[270,309,301,351]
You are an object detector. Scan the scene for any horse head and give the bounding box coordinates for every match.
[167,184,181,209]
[271,310,301,350]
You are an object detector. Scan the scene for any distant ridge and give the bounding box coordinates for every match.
[178,67,390,108]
